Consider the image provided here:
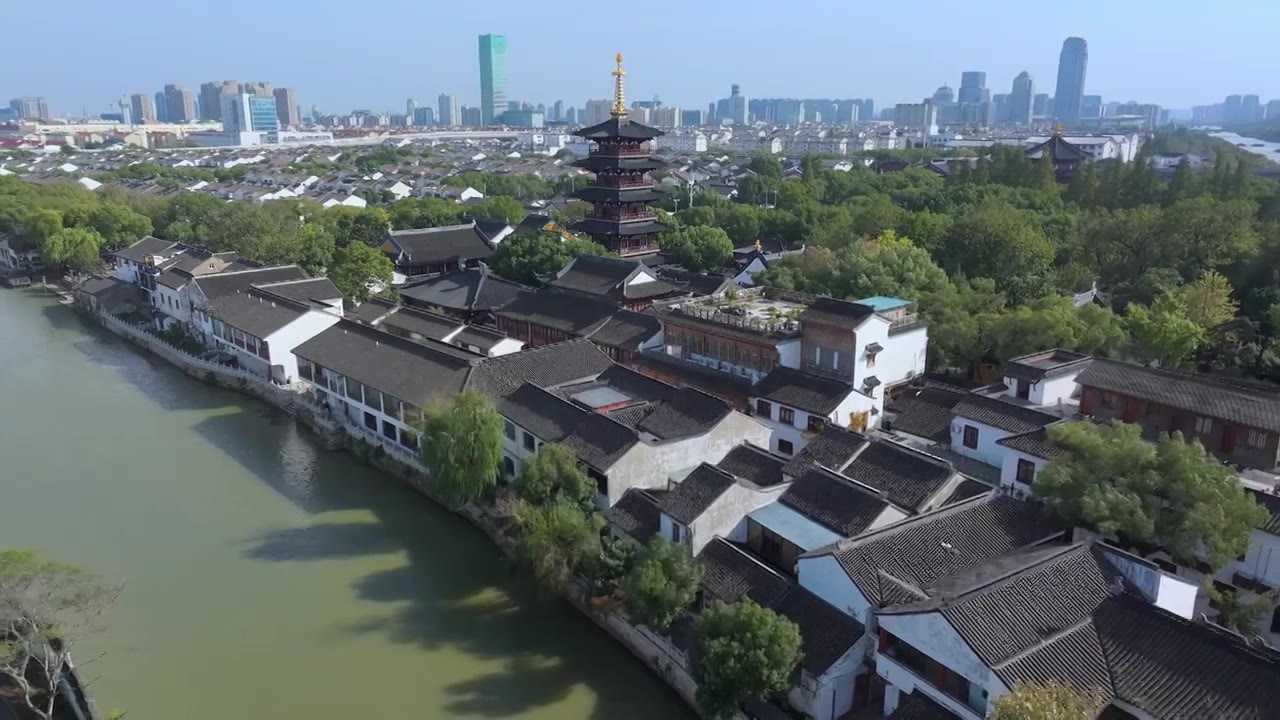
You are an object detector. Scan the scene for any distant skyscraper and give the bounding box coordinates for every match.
[992,93,1010,124]
[9,96,49,121]
[437,93,459,126]
[245,81,272,98]
[1265,99,1280,121]
[406,98,417,118]
[221,93,278,133]
[932,85,955,105]
[163,84,196,123]
[681,109,704,126]
[478,34,508,125]
[199,81,240,121]
[715,85,748,125]
[565,106,577,124]
[1080,95,1102,120]
[1032,93,1049,116]
[1242,95,1262,122]
[707,102,716,122]
[1223,95,1243,124]
[154,92,168,122]
[857,99,875,124]
[130,93,156,124]
[412,107,435,126]
[461,105,482,128]
[958,72,987,104]
[1008,71,1034,126]
[583,99,612,126]
[551,100,564,122]
[1053,37,1088,127]
[273,88,300,127]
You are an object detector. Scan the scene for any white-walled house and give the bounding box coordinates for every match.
[204,288,340,383]
[188,267,317,342]
[751,366,876,456]
[948,394,1059,469]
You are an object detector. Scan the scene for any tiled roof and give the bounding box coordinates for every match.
[886,691,960,720]
[940,479,994,506]
[797,296,875,329]
[1247,489,1280,535]
[887,384,968,442]
[293,320,474,406]
[574,115,663,140]
[996,427,1064,460]
[378,305,461,342]
[496,289,617,336]
[497,383,638,470]
[653,267,734,297]
[717,444,787,488]
[952,394,1060,434]
[193,266,308,301]
[662,463,737,524]
[1003,348,1092,383]
[842,441,956,512]
[827,495,1056,607]
[386,223,495,265]
[548,255,676,301]
[781,466,896,536]
[697,538,792,607]
[556,366,732,441]
[254,277,342,305]
[206,289,308,338]
[1077,357,1280,433]
[782,424,869,478]
[588,310,662,350]
[464,338,613,400]
[696,539,863,676]
[110,235,179,263]
[348,297,398,325]
[399,265,527,313]
[609,488,666,543]
[754,366,855,416]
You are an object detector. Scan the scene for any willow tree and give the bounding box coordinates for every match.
[991,682,1105,720]
[419,390,504,507]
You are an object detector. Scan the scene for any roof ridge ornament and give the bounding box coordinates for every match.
[611,53,627,117]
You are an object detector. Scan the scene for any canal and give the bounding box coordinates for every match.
[0,289,694,720]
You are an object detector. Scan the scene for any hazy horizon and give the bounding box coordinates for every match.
[5,0,1278,117]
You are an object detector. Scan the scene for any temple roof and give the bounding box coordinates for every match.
[573,115,663,140]
[571,218,669,236]
[1026,133,1088,162]
[573,187,666,204]
[571,156,667,172]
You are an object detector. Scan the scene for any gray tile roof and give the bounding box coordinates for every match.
[825,495,1056,608]
[662,463,737,524]
[555,366,732,441]
[843,441,957,512]
[717,444,787,488]
[1246,489,1280,535]
[797,296,875,329]
[399,265,527,313]
[548,255,676,301]
[464,338,613,400]
[293,320,474,406]
[887,384,968,442]
[255,277,342,305]
[1078,357,1280,433]
[496,289,618,335]
[754,366,855,416]
[782,425,869,478]
[996,427,1064,460]
[609,488,666,543]
[781,466,897,536]
[697,538,793,606]
[886,692,960,720]
[1003,348,1092,383]
[940,478,994,506]
[386,222,495,265]
[348,297,398,325]
[952,393,1060,434]
[206,290,309,338]
[497,383,639,471]
[193,265,309,301]
[588,310,662,350]
[110,235,179,263]
[378,305,461,342]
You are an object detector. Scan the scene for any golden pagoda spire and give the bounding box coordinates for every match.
[611,53,628,117]
[1053,122,1064,136]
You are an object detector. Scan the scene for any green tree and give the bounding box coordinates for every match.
[88,203,152,251]
[1125,294,1206,368]
[1164,158,1197,206]
[490,232,609,285]
[943,205,1055,303]
[760,231,950,302]
[1158,196,1259,277]
[512,499,604,591]
[327,206,391,247]
[0,550,116,720]
[991,682,1105,720]
[40,227,103,273]
[329,242,394,303]
[1035,421,1268,569]
[1181,270,1239,330]
[516,443,596,511]
[988,296,1128,361]
[692,599,803,719]
[660,225,733,272]
[466,196,525,224]
[1062,163,1099,207]
[22,208,64,243]
[623,536,702,632]
[419,390,505,507]
[746,154,783,180]
[389,197,465,230]
[1207,584,1279,636]
[296,222,336,276]
[154,191,224,243]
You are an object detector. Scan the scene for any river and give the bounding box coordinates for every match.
[0,289,694,720]
[1208,130,1280,162]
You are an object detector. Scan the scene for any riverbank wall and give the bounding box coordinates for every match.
[76,301,708,717]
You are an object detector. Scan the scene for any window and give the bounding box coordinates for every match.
[256,339,269,360]
[504,421,516,441]
[345,378,362,403]
[1015,458,1036,485]
[1248,429,1268,448]
[1195,417,1214,434]
[807,415,826,432]
[777,439,794,455]
[963,425,979,449]
[503,456,515,477]
[363,411,378,431]
[381,420,397,441]
[779,407,795,425]
[399,427,418,450]
[755,400,772,419]
[1101,392,1118,409]
[523,431,536,451]
[298,361,313,382]
[670,522,684,544]
[866,352,875,369]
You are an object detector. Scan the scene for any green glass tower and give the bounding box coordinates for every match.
[478,34,508,125]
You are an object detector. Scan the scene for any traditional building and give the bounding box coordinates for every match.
[571,55,667,257]
[1025,125,1088,180]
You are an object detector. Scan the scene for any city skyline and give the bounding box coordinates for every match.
[4,1,1279,116]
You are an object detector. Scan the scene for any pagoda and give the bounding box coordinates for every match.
[571,54,667,257]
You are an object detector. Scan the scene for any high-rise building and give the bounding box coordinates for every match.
[1080,95,1102,120]
[958,72,987,104]
[583,99,613,126]
[1265,100,1280,121]
[565,107,577,124]
[681,109,704,126]
[835,100,859,124]
[245,81,272,98]
[1242,95,1262,122]
[569,55,666,257]
[461,105,482,127]
[221,93,279,133]
[893,100,936,129]
[857,99,875,124]
[406,98,417,118]
[199,81,240,121]
[1008,71,1034,126]
[478,34,508,125]
[273,88,300,127]
[991,93,1010,124]
[154,92,168,122]
[130,93,156,124]
[932,85,955,105]
[163,84,197,123]
[1053,37,1088,127]
[1223,95,1243,124]
[437,94,459,127]
[715,84,748,125]
[8,96,49,121]
[1032,93,1049,116]
[413,107,436,126]
[651,106,681,128]
[551,100,564,122]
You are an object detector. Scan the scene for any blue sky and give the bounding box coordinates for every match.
[6,0,1278,116]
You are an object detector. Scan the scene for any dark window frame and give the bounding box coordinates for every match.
[963,425,979,449]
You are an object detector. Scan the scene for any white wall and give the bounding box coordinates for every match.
[777,338,801,370]
[877,325,928,388]
[789,641,868,720]
[264,310,341,383]
[850,317,889,389]
[950,417,1010,468]
[688,483,785,556]
[752,391,877,457]
[797,554,872,622]
[876,612,1003,720]
[999,448,1045,494]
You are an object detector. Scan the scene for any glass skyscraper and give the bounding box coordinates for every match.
[1053,37,1088,127]
[478,34,508,125]
[248,96,278,131]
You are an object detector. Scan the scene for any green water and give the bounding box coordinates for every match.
[0,290,693,720]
